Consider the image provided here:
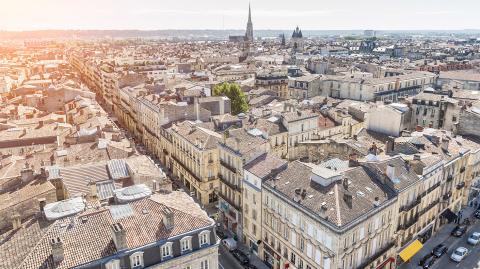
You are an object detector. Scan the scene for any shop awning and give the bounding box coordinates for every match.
[441,208,457,223]
[399,240,423,262]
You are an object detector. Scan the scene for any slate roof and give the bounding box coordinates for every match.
[17,191,214,269]
[264,161,395,228]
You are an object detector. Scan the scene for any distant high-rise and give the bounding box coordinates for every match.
[245,3,254,42]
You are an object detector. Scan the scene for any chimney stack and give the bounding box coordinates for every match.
[163,207,174,230]
[343,193,353,208]
[11,213,21,229]
[111,223,128,251]
[50,237,64,263]
[386,164,396,180]
[20,163,34,183]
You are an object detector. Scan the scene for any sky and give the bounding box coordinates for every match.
[1,0,479,31]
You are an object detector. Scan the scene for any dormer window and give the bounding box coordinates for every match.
[180,236,192,252]
[130,251,144,268]
[161,242,173,260]
[105,259,120,269]
[199,230,211,247]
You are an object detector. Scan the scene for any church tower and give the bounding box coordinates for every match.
[291,26,304,52]
[245,3,254,43]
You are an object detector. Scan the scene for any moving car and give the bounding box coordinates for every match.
[231,249,249,265]
[467,232,480,245]
[450,247,469,262]
[432,243,448,258]
[418,254,436,268]
[451,225,468,237]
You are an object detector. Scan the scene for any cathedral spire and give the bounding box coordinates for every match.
[245,3,253,42]
[248,3,252,24]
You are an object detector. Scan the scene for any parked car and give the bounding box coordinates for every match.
[450,247,469,262]
[216,230,228,240]
[418,254,436,268]
[467,232,480,245]
[231,249,249,265]
[221,238,237,250]
[451,225,468,237]
[474,210,480,219]
[432,243,448,258]
[244,264,258,269]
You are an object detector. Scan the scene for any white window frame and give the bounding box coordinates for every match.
[130,251,144,268]
[161,242,173,259]
[200,259,209,269]
[180,236,192,252]
[105,259,121,269]
[199,230,211,246]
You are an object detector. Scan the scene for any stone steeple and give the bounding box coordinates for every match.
[245,3,254,42]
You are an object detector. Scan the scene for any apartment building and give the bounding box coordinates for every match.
[288,74,321,100]
[7,191,219,269]
[217,128,269,240]
[410,92,459,132]
[281,106,320,160]
[255,69,289,99]
[167,121,222,206]
[261,160,398,269]
[320,71,437,102]
[243,154,287,258]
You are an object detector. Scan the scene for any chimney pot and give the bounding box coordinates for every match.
[163,207,174,230]
[111,223,128,251]
[50,237,64,263]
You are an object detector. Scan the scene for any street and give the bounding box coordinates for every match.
[400,208,480,269]
[219,244,244,269]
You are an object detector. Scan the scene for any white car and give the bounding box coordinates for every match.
[468,232,480,245]
[450,247,469,262]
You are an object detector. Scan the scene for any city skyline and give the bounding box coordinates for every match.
[1,0,480,31]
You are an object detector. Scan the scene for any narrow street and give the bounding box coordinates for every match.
[400,207,480,269]
[219,244,245,269]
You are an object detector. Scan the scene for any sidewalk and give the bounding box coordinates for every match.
[399,205,478,269]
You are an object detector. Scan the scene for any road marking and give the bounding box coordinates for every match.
[219,263,225,269]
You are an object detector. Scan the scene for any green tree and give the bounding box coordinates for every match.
[213,82,249,115]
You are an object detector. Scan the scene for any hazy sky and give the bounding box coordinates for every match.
[1,0,479,31]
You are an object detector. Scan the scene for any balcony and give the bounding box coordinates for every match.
[217,191,241,212]
[398,213,419,231]
[456,182,465,190]
[220,160,237,173]
[219,174,241,191]
[171,154,202,182]
[400,197,421,212]
[443,191,452,201]
[419,199,439,216]
[447,175,453,182]
[356,242,395,269]
[460,167,466,173]
[427,182,441,194]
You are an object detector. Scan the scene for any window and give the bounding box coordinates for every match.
[181,236,192,252]
[290,252,296,263]
[183,266,191,269]
[199,230,211,246]
[161,242,173,259]
[200,260,209,269]
[105,259,120,269]
[130,252,144,268]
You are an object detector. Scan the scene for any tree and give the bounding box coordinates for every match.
[213,82,249,115]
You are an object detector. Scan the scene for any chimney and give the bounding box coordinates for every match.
[20,163,34,183]
[385,136,395,154]
[343,193,353,208]
[441,138,449,152]
[348,153,358,167]
[11,213,21,229]
[342,178,349,190]
[38,120,44,128]
[163,207,174,230]
[111,223,128,251]
[50,237,64,263]
[152,180,158,192]
[234,137,240,152]
[413,154,421,161]
[386,164,396,180]
[373,197,380,207]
